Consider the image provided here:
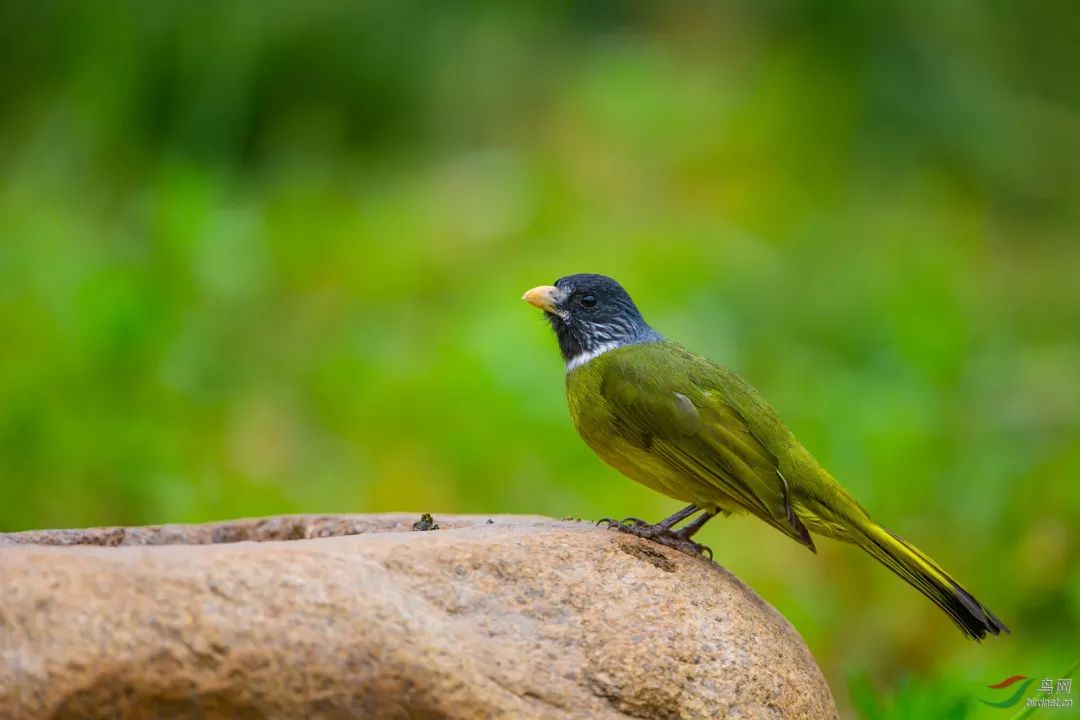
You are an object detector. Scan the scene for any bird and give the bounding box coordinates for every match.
[522,273,1007,640]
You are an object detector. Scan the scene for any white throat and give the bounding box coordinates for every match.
[565,341,623,373]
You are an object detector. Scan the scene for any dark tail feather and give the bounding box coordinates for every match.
[857,523,1009,640]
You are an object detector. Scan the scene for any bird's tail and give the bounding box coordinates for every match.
[853,521,1008,640]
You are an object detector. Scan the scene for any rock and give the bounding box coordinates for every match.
[0,514,837,720]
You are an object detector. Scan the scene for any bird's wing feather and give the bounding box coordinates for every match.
[600,346,815,550]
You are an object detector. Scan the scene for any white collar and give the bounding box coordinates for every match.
[566,341,623,373]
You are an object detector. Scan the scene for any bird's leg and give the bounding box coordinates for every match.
[598,504,714,559]
[659,503,699,529]
[674,510,716,540]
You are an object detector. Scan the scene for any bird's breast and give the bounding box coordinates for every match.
[564,363,698,503]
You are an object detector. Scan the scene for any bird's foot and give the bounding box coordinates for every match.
[596,516,648,528]
[597,518,713,559]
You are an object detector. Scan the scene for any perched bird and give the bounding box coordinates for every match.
[523,273,1007,640]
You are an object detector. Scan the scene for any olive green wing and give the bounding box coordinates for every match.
[599,346,815,551]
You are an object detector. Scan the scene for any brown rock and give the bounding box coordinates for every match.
[0,514,837,720]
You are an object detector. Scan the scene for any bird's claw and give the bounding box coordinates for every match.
[672,529,712,558]
[649,532,713,559]
[597,516,714,560]
[595,516,647,529]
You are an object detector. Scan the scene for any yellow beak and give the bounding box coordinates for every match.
[522,285,562,314]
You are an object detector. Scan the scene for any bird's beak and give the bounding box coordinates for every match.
[522,285,562,314]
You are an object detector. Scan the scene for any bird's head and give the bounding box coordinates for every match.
[522,273,662,369]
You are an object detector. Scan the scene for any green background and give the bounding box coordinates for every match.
[1,2,1077,717]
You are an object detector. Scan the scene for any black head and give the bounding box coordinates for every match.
[522,273,661,366]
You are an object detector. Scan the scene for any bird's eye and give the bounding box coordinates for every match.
[581,294,597,308]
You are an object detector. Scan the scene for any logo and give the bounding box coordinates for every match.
[980,675,1035,709]
[981,672,1074,711]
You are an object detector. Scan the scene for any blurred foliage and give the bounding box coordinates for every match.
[1,1,1078,717]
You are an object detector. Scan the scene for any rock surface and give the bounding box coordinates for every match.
[0,514,837,720]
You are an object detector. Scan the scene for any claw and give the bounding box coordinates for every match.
[597,516,648,529]
[675,528,713,558]
[596,514,716,560]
